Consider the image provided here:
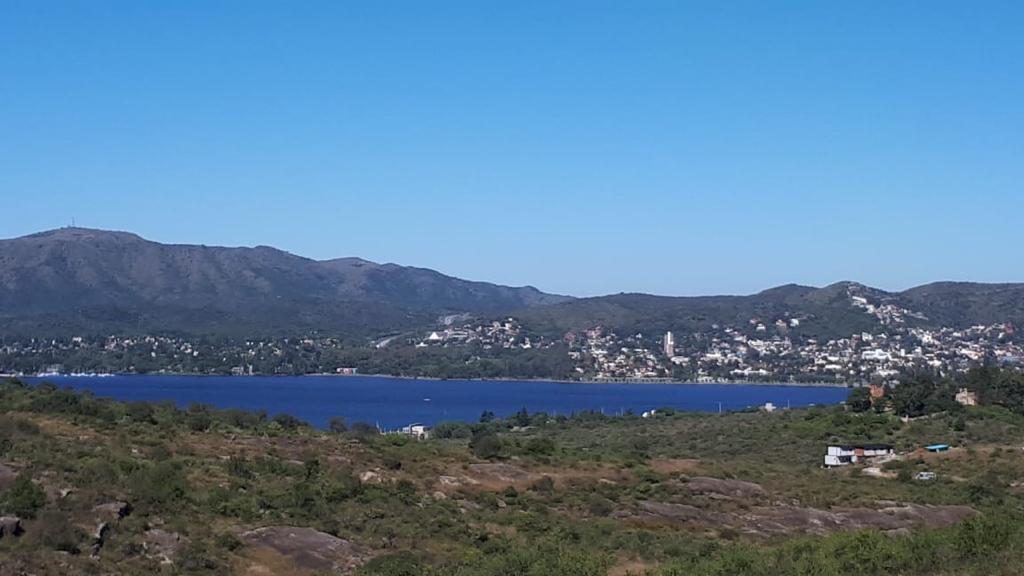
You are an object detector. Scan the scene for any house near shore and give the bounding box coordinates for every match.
[400,424,431,440]
[824,443,895,467]
[955,388,978,406]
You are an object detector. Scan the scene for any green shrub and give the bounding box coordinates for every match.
[329,416,348,434]
[3,473,47,518]
[360,551,425,576]
[31,510,85,554]
[469,432,502,460]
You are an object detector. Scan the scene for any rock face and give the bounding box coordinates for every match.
[637,500,978,538]
[0,227,571,337]
[0,516,23,538]
[144,528,189,564]
[241,526,370,573]
[93,501,132,521]
[88,501,133,556]
[685,477,767,499]
[637,502,733,525]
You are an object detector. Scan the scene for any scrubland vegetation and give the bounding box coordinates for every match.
[3,370,1024,575]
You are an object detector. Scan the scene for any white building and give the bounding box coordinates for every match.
[824,444,894,467]
[400,424,431,440]
[955,388,978,406]
[664,331,675,358]
[861,349,891,361]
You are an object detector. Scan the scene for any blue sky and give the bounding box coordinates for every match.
[2,1,1021,297]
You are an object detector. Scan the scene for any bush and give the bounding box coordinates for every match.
[130,461,189,513]
[3,473,47,518]
[125,401,156,424]
[188,411,213,432]
[525,437,556,456]
[530,476,556,493]
[272,413,305,431]
[178,539,227,574]
[469,432,503,460]
[360,551,425,576]
[349,422,379,437]
[586,494,614,517]
[432,421,473,439]
[329,416,348,434]
[32,510,85,554]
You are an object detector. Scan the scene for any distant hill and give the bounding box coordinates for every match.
[0,228,571,337]
[514,281,1024,342]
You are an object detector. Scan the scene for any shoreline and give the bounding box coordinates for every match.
[13,371,852,388]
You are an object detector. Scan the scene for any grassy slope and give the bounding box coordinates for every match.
[2,380,1024,575]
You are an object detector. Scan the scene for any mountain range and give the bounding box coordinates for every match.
[1,228,1022,340]
[0,228,569,337]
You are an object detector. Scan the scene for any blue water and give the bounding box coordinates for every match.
[24,375,848,429]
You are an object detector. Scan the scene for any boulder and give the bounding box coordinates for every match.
[87,501,133,556]
[144,528,189,564]
[241,526,370,573]
[359,470,383,484]
[93,501,132,522]
[0,516,23,538]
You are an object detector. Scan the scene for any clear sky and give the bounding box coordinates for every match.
[2,1,1021,297]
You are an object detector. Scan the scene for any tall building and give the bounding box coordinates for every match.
[664,331,675,358]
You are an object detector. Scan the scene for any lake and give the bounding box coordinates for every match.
[23,375,849,429]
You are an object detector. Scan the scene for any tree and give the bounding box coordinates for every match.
[328,416,348,434]
[847,387,872,412]
[889,375,957,418]
[125,401,156,424]
[479,410,496,423]
[987,369,1024,414]
[272,413,304,430]
[513,407,531,427]
[469,431,503,460]
[349,421,379,437]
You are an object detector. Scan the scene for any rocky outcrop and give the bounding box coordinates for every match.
[88,501,133,556]
[93,501,132,521]
[240,526,370,573]
[685,477,767,499]
[637,500,978,538]
[637,502,733,525]
[0,516,23,538]
[144,528,189,564]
